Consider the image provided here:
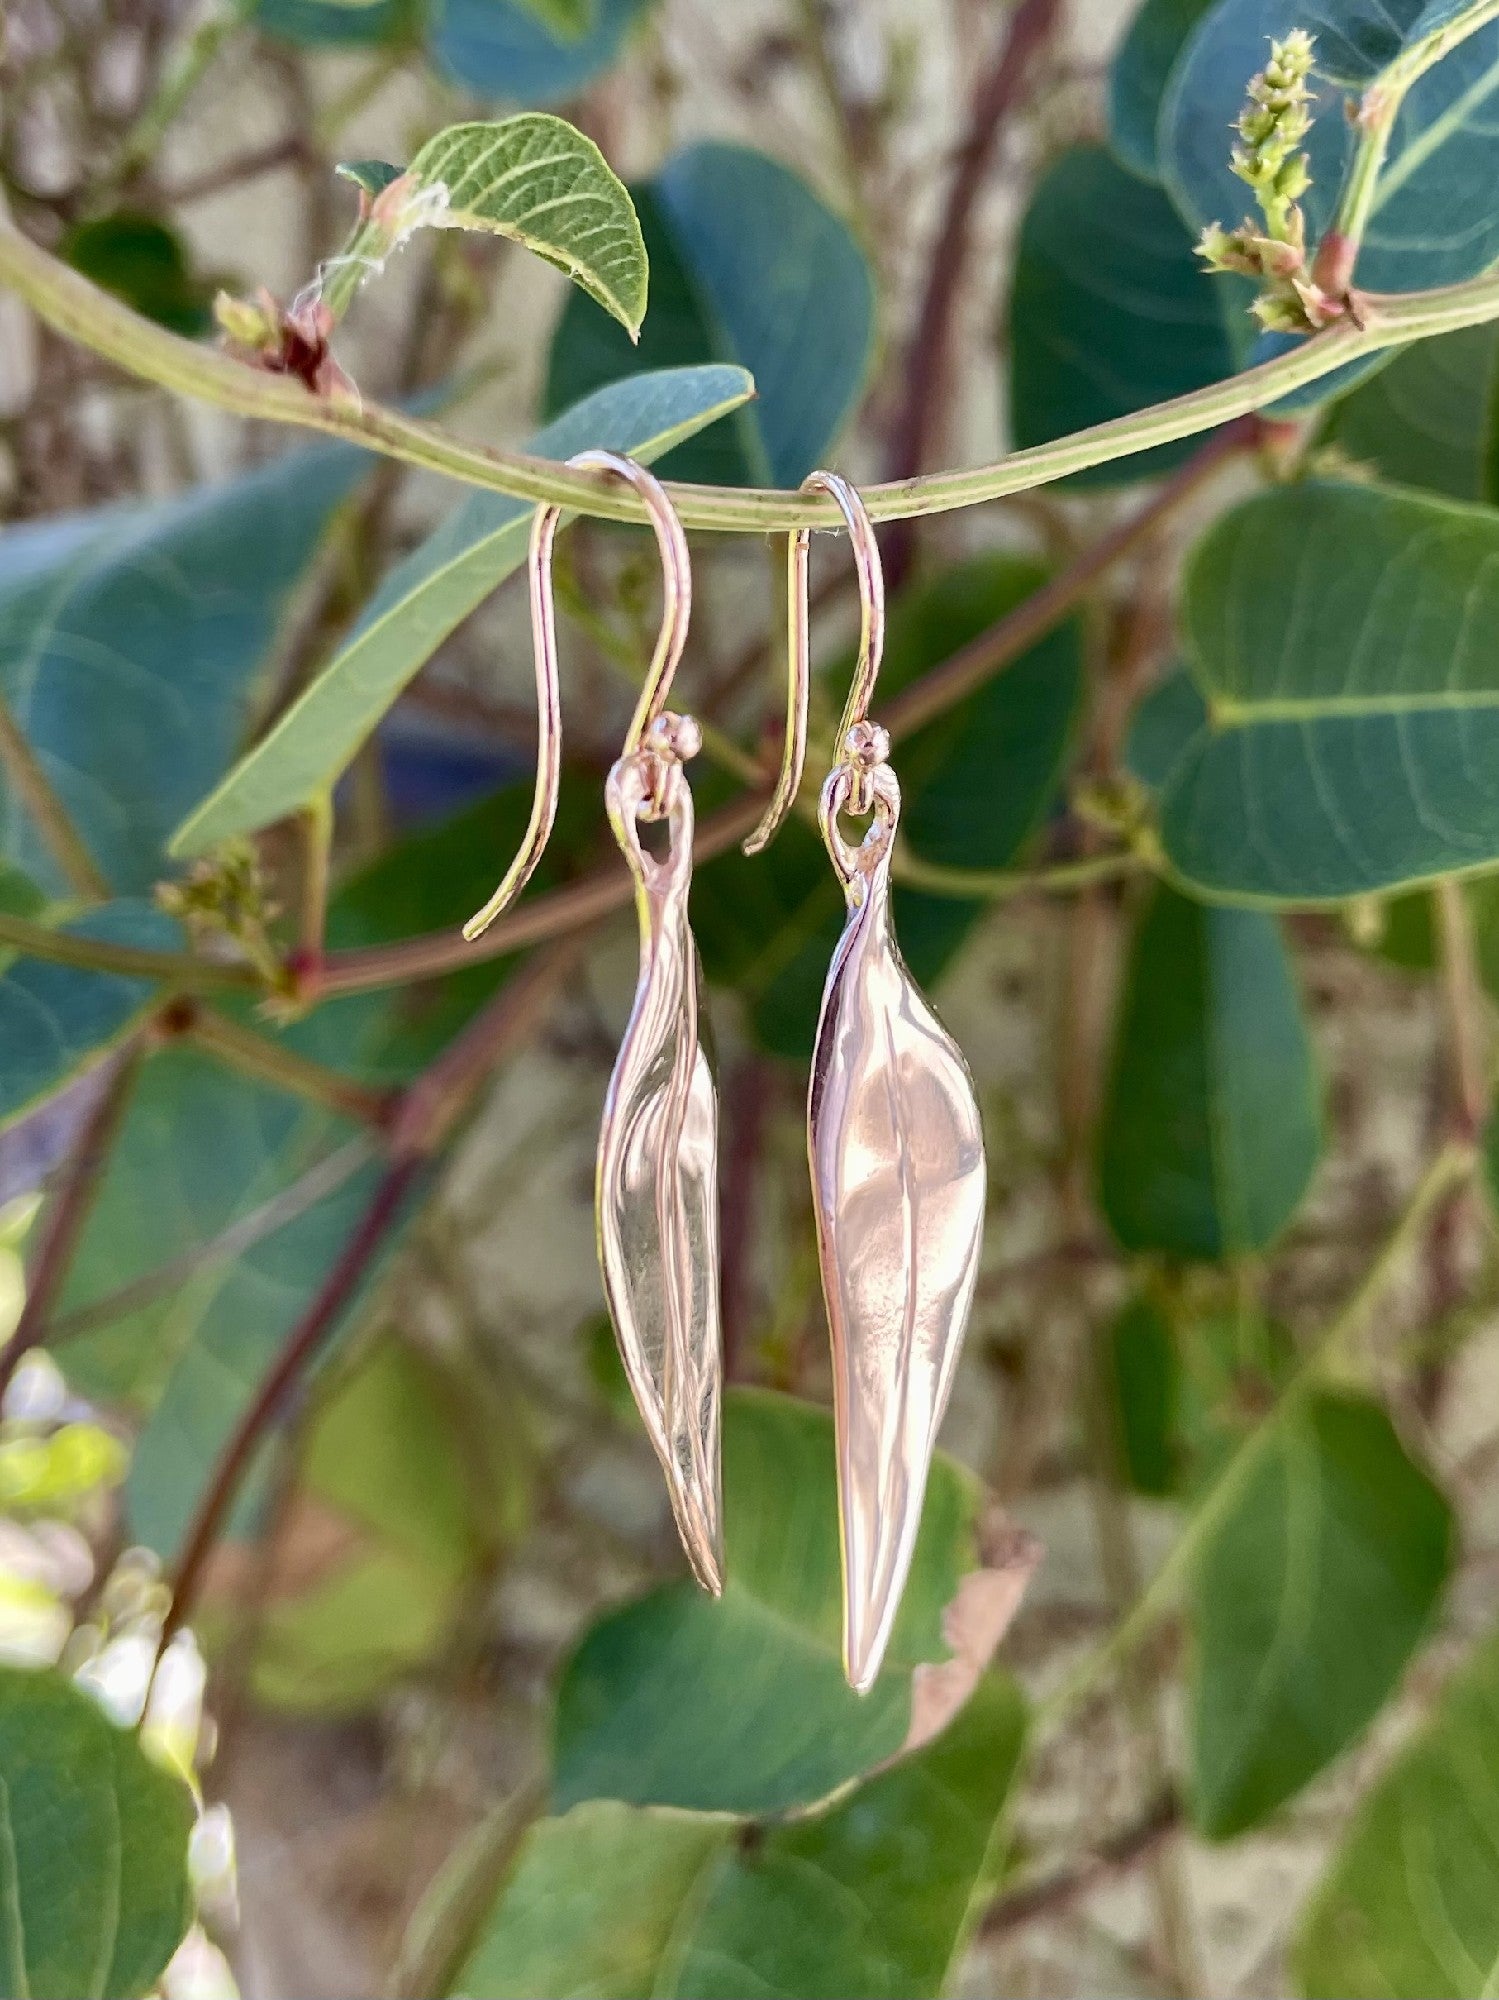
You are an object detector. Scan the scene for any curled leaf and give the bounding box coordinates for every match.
[809,763,987,1690]
[597,755,723,1592]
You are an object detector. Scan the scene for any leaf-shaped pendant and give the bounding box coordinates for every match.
[597,751,724,1594]
[809,761,987,1689]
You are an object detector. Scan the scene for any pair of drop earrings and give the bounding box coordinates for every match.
[465,452,987,1693]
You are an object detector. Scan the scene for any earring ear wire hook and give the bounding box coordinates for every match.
[463,449,694,941]
[742,468,886,857]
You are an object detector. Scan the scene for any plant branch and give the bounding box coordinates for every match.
[893,845,1145,900]
[0,910,259,991]
[184,1004,392,1126]
[0,693,108,901]
[164,939,581,1632]
[883,0,1060,578]
[0,1047,142,1400]
[1040,1136,1477,1726]
[164,1150,421,1635]
[980,1792,1181,1937]
[6,214,1499,530]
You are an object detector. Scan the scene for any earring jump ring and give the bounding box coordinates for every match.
[463,450,694,942]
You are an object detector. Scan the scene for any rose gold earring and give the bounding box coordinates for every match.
[465,451,722,1596]
[751,470,988,1690]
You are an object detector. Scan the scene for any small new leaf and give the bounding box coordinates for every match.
[321,114,648,337]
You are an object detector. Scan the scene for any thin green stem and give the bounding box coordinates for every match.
[892,845,1145,899]
[0,910,259,990]
[0,694,108,902]
[185,1005,392,1126]
[111,0,258,188]
[1038,1137,1477,1728]
[1319,0,1499,291]
[6,214,1499,530]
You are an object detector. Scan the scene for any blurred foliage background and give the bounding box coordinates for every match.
[5,0,1499,1994]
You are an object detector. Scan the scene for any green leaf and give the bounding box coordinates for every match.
[1159,480,1499,901]
[0,1664,195,1998]
[1162,0,1499,298]
[335,158,404,198]
[243,1333,530,1709]
[1294,1624,1499,1998]
[432,0,653,104]
[0,865,45,919]
[169,364,752,858]
[0,903,183,1131]
[1008,144,1233,484]
[60,785,568,1555]
[399,115,647,336]
[1109,0,1218,179]
[554,1389,1032,1816]
[545,142,874,487]
[695,555,1083,1058]
[454,1673,1028,1999]
[60,211,211,336]
[1318,325,1499,502]
[1097,883,1322,1258]
[1190,1391,1451,1836]
[1108,1293,1179,1496]
[0,447,368,896]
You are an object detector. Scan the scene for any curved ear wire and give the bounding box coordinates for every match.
[463,449,694,942]
[742,468,886,856]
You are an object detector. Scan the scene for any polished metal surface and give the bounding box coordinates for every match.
[810,759,987,1689]
[598,750,724,1595]
[742,468,886,855]
[464,448,694,941]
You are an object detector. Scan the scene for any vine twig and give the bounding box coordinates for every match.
[6,214,1499,529]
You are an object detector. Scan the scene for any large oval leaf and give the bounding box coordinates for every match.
[432,0,652,102]
[1160,479,1499,901]
[545,142,874,487]
[1162,0,1499,299]
[1109,0,1218,179]
[1319,324,1499,501]
[1190,1391,1451,1836]
[0,903,183,1130]
[1008,143,1235,485]
[553,1390,1035,1815]
[169,364,751,858]
[454,1673,1027,2000]
[0,1664,195,1998]
[0,447,368,896]
[1295,1623,1499,1997]
[1097,882,1322,1257]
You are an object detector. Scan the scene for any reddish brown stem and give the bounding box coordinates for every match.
[165,1152,421,1635]
[0,1048,142,1400]
[882,0,1062,584]
[165,938,583,1633]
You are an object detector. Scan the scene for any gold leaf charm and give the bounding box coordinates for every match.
[810,761,987,1689]
[597,752,724,1594]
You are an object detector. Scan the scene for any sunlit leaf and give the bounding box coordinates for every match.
[398,115,647,335]
[0,1665,194,1998]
